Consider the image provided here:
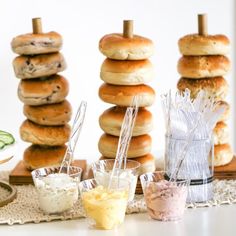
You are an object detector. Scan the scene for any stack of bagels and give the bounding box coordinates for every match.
[98,21,156,193]
[177,15,233,167]
[11,18,71,170]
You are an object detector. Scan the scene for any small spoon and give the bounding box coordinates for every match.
[59,101,87,174]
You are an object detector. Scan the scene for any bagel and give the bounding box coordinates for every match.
[20,120,71,146]
[99,83,155,107]
[98,133,152,158]
[99,33,154,60]
[11,31,62,55]
[100,58,154,85]
[178,34,230,56]
[13,52,66,79]
[99,106,153,136]
[177,55,230,79]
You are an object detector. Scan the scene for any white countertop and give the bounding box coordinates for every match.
[1,204,236,236]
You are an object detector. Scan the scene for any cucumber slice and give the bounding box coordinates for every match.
[0,140,5,149]
[0,130,11,135]
[0,134,15,145]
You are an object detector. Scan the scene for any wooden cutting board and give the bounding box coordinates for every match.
[9,160,87,185]
[214,156,236,180]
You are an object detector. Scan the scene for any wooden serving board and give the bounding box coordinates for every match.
[9,160,87,185]
[214,156,236,180]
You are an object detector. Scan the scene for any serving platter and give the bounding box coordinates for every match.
[0,181,17,207]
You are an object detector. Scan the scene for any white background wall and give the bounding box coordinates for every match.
[0,0,235,170]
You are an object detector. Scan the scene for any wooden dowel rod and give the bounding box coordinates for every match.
[123,20,133,38]
[198,14,208,36]
[32,17,42,34]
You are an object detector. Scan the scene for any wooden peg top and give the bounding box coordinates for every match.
[198,14,208,36]
[32,17,42,34]
[123,20,133,38]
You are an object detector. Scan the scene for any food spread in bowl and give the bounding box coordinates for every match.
[94,169,137,202]
[81,185,128,230]
[144,180,187,221]
[34,173,79,214]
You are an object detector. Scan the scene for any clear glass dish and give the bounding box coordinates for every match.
[91,159,140,202]
[32,166,82,214]
[140,171,188,221]
[79,178,129,230]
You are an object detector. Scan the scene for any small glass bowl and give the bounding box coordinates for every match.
[31,166,82,214]
[140,171,188,221]
[79,178,129,230]
[91,159,140,202]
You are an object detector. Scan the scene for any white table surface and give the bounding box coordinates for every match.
[1,204,236,236]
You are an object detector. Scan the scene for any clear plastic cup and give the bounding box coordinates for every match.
[79,178,129,230]
[31,166,82,214]
[140,171,188,221]
[91,159,140,202]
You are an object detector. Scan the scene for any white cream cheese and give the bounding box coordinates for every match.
[36,173,79,214]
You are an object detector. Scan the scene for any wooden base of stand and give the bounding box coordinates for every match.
[214,156,236,180]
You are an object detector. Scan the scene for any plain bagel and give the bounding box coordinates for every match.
[213,122,229,145]
[214,143,233,167]
[99,83,155,107]
[99,106,153,136]
[98,133,152,158]
[132,154,156,175]
[99,33,154,60]
[100,58,154,85]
